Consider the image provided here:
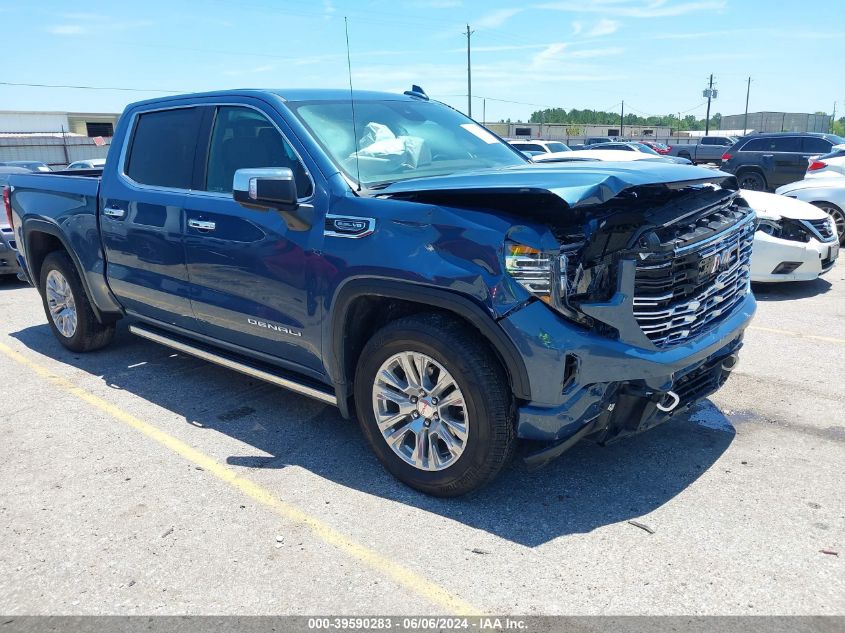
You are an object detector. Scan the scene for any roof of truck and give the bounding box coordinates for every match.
[126,88,427,110]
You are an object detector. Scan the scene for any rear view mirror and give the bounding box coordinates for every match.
[233,168,298,210]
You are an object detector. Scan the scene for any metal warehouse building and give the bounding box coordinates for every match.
[0,110,120,136]
[0,110,120,167]
[721,111,832,133]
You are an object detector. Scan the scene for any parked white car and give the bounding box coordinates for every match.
[532,148,692,165]
[805,146,845,179]
[66,158,106,170]
[743,190,839,282]
[776,177,845,245]
[508,139,571,154]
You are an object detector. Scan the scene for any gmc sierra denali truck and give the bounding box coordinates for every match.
[4,88,756,496]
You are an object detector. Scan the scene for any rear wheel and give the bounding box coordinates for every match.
[354,313,515,497]
[737,169,767,191]
[812,202,845,246]
[39,251,115,352]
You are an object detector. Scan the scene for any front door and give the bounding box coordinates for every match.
[183,104,325,374]
[100,106,205,329]
[769,136,807,187]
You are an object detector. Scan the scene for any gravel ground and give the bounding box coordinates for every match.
[0,261,842,616]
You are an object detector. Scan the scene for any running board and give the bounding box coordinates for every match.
[128,324,337,406]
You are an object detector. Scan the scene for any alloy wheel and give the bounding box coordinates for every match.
[372,351,469,472]
[45,269,78,338]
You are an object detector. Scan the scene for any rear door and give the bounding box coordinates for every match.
[182,102,326,374]
[768,136,806,187]
[100,106,205,329]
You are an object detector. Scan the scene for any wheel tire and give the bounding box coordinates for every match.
[39,250,115,353]
[811,202,845,246]
[737,169,767,191]
[679,152,692,163]
[354,313,515,497]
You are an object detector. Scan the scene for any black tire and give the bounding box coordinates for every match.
[679,151,692,163]
[39,250,115,353]
[354,313,515,497]
[811,201,845,246]
[736,169,767,191]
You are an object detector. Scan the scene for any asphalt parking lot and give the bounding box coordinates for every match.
[0,265,843,616]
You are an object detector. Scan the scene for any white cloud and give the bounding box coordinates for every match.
[409,0,463,6]
[48,25,86,35]
[477,8,524,29]
[572,21,583,34]
[534,0,726,18]
[531,43,568,69]
[224,64,275,76]
[323,0,336,19]
[585,18,619,37]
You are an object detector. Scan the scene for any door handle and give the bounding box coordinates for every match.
[103,207,125,219]
[762,154,774,158]
[188,219,216,231]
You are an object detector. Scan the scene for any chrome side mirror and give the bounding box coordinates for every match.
[233,167,297,210]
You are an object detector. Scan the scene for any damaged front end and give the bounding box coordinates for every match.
[380,164,757,467]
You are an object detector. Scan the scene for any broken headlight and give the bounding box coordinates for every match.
[504,242,554,303]
[505,241,596,326]
[756,218,812,243]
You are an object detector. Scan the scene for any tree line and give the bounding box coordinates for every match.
[526,108,721,131]
[526,109,845,135]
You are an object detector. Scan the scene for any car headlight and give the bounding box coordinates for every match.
[755,218,811,242]
[504,240,600,327]
[505,243,553,303]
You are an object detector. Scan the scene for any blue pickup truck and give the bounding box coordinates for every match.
[3,88,756,496]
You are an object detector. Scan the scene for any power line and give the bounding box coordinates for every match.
[0,81,179,93]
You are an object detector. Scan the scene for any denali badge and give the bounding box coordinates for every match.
[247,318,302,337]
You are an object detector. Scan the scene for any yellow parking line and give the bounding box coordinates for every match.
[749,326,845,346]
[0,340,480,616]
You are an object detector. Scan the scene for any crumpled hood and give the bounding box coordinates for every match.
[377,161,732,208]
[741,189,828,221]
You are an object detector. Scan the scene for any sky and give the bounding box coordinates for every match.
[0,0,842,124]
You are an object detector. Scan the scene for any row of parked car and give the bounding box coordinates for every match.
[0,158,106,172]
[507,134,844,285]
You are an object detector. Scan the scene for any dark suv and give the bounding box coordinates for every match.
[721,132,845,191]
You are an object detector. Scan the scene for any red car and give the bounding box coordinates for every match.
[638,140,670,155]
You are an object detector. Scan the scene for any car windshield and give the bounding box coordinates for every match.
[827,135,845,145]
[289,99,527,187]
[631,143,659,155]
[545,142,570,152]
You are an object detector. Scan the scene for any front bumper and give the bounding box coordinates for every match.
[498,293,755,455]
[0,230,23,276]
[750,232,838,282]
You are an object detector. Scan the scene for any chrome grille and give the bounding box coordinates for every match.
[633,216,755,348]
[804,218,836,242]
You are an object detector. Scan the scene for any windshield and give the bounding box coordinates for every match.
[632,143,660,155]
[546,142,570,152]
[289,99,526,187]
[827,135,845,146]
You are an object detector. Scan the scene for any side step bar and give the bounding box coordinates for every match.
[128,324,337,406]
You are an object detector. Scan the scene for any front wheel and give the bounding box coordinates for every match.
[811,202,845,246]
[354,314,515,497]
[39,251,115,352]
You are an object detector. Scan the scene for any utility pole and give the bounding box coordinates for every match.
[620,100,624,138]
[832,101,837,133]
[743,76,751,135]
[482,98,486,126]
[465,24,474,118]
[702,74,718,135]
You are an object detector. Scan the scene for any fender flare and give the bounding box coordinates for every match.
[23,218,122,322]
[327,278,532,402]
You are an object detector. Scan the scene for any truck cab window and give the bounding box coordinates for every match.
[205,106,313,197]
[125,108,203,189]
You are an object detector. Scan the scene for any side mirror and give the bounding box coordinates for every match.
[233,167,297,210]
